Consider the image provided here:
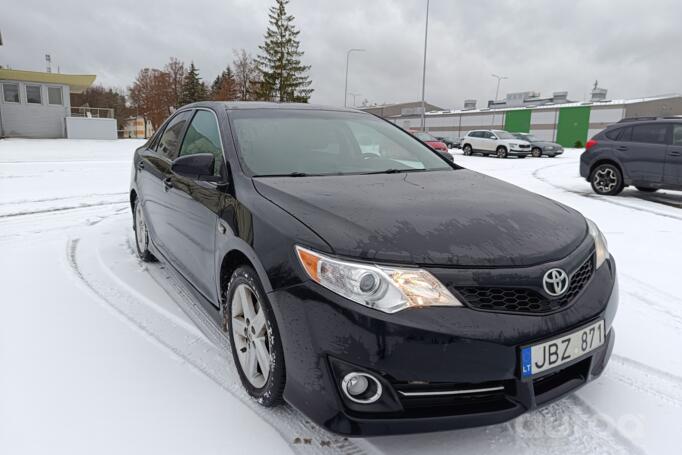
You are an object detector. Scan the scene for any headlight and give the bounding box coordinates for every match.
[295,246,462,313]
[586,219,609,268]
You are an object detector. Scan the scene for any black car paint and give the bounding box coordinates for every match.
[580,120,682,190]
[131,102,617,436]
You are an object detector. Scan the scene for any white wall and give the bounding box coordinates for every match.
[0,81,69,138]
[589,107,623,123]
[66,117,117,140]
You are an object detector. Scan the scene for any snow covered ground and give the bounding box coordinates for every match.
[1,138,681,454]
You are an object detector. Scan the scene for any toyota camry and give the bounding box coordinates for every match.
[129,102,617,436]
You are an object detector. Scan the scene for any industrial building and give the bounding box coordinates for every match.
[383,89,682,147]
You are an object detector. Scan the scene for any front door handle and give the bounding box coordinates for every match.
[670,151,681,157]
[617,146,628,151]
[163,177,173,191]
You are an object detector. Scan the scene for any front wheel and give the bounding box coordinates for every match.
[463,144,473,156]
[590,163,624,195]
[225,266,285,407]
[496,146,508,159]
[531,147,542,158]
[133,198,156,262]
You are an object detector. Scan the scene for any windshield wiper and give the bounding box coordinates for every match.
[253,172,310,177]
[361,168,428,175]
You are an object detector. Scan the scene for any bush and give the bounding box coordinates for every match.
[574,140,583,148]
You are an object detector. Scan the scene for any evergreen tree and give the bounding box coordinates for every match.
[256,0,313,102]
[211,66,238,101]
[180,62,208,105]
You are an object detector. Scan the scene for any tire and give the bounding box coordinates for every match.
[531,147,542,158]
[590,163,624,195]
[635,186,658,193]
[496,146,508,159]
[225,266,285,407]
[463,144,473,156]
[133,198,156,262]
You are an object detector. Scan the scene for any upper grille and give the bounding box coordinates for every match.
[455,256,594,315]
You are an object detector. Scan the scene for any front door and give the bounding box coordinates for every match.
[161,109,227,304]
[665,124,682,186]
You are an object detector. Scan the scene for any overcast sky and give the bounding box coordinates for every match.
[2,0,681,109]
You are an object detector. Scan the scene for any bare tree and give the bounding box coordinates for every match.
[129,68,174,130]
[164,57,186,108]
[232,49,259,101]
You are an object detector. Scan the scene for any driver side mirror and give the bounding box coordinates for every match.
[172,153,215,180]
[489,135,498,140]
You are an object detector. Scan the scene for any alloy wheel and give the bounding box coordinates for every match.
[497,147,507,158]
[593,167,618,193]
[531,148,542,158]
[135,202,148,252]
[231,283,271,389]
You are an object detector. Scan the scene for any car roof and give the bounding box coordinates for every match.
[179,101,363,114]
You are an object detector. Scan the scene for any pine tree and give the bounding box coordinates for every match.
[211,66,238,101]
[256,0,313,102]
[180,62,208,105]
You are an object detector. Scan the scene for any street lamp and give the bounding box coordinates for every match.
[344,48,365,107]
[420,0,430,131]
[491,74,508,102]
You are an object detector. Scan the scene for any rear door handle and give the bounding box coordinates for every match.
[670,151,681,157]
[617,146,628,151]
[163,177,173,191]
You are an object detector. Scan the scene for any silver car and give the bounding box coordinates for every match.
[512,133,564,157]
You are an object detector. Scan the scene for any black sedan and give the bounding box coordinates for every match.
[512,132,564,157]
[130,102,617,436]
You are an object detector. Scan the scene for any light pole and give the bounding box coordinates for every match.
[420,0,430,131]
[491,74,508,102]
[344,48,365,107]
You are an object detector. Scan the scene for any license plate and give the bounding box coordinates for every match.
[521,320,604,378]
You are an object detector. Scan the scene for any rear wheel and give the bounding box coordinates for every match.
[531,147,542,158]
[635,186,658,193]
[133,198,156,262]
[496,146,508,159]
[225,266,285,407]
[590,163,624,195]
[463,144,473,156]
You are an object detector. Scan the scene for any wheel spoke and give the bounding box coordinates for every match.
[239,287,255,321]
[251,310,266,337]
[254,338,271,380]
[232,316,248,337]
[246,344,259,379]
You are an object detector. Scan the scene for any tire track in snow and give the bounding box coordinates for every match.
[65,230,366,455]
[531,162,682,221]
[607,355,682,408]
[0,199,127,218]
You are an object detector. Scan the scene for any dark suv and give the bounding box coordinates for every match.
[131,102,617,436]
[580,118,682,195]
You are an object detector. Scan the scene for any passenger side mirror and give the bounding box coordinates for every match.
[171,153,215,180]
[489,135,497,140]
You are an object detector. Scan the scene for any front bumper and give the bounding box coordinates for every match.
[269,258,618,436]
[509,148,530,155]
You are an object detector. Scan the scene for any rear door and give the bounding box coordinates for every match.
[140,111,192,254]
[665,123,682,186]
[620,123,668,184]
[160,109,227,303]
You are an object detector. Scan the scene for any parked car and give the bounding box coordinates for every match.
[411,131,453,161]
[131,102,617,436]
[511,132,564,157]
[461,130,531,158]
[435,135,460,149]
[580,118,682,195]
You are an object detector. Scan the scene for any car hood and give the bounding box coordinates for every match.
[253,170,587,267]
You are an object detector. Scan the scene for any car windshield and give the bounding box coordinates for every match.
[230,110,452,176]
[493,131,516,139]
[413,132,437,141]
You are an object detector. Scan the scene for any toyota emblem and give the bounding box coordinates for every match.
[543,268,569,297]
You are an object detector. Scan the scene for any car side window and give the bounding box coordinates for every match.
[483,132,493,139]
[630,123,667,145]
[178,110,224,175]
[605,128,621,141]
[156,111,191,159]
[673,125,682,146]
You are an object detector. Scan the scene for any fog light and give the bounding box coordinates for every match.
[341,372,383,404]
